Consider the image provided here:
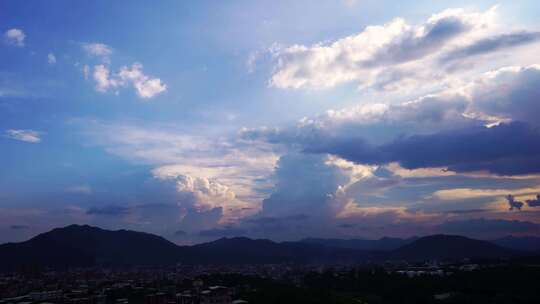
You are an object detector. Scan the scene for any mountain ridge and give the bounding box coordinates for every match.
[0,225,533,270]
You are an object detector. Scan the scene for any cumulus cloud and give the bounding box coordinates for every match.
[269,7,496,89]
[92,63,167,98]
[83,121,278,225]
[155,173,254,223]
[82,42,113,61]
[5,129,41,143]
[47,53,56,65]
[243,64,540,175]
[4,28,25,47]
[440,31,540,63]
[117,63,167,98]
[467,65,540,126]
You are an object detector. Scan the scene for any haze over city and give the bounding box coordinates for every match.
[2,0,540,246]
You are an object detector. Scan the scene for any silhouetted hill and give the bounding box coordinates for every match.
[0,226,528,270]
[182,237,375,264]
[493,236,540,252]
[390,234,518,261]
[300,237,417,251]
[0,225,181,270]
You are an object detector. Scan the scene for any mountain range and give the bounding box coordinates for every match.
[0,225,538,270]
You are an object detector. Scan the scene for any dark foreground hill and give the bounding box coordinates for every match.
[0,225,181,269]
[184,237,376,264]
[300,237,418,251]
[390,234,517,261]
[492,236,540,252]
[0,225,527,270]
[0,225,374,270]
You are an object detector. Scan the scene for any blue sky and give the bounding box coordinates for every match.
[2,0,540,244]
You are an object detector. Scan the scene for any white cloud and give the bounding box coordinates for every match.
[82,42,113,61]
[243,63,540,150]
[47,53,56,65]
[466,64,540,126]
[117,63,167,98]
[269,7,497,90]
[82,121,278,223]
[5,129,41,143]
[93,64,117,92]
[154,173,254,223]
[92,63,166,99]
[4,28,25,47]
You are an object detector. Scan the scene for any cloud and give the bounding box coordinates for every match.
[433,187,540,201]
[244,65,540,175]
[80,42,166,98]
[441,31,540,63]
[4,28,25,47]
[82,42,113,59]
[467,65,540,126]
[442,209,489,215]
[155,173,254,223]
[5,129,41,143]
[525,194,540,207]
[86,205,130,216]
[505,194,524,211]
[322,122,540,175]
[117,63,167,98]
[269,7,496,89]
[93,65,118,92]
[47,53,57,65]
[92,63,167,98]
[83,121,277,225]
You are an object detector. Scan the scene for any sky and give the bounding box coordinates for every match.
[1,0,540,244]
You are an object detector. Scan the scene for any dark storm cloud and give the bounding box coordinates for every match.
[441,31,540,63]
[10,225,29,230]
[86,205,130,216]
[313,122,540,175]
